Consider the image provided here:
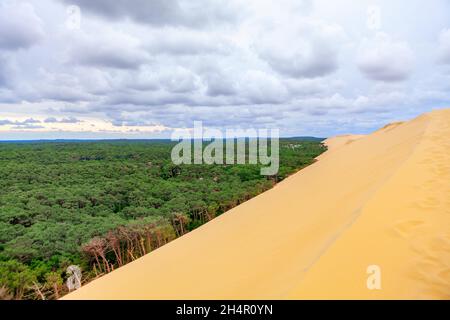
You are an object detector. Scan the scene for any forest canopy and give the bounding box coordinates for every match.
[0,139,325,299]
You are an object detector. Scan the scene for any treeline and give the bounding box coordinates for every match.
[82,216,183,275]
[0,139,326,299]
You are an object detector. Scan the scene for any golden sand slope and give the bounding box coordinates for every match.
[322,134,365,152]
[64,109,450,300]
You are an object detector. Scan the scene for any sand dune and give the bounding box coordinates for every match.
[317,134,365,160]
[64,109,450,300]
[322,134,365,151]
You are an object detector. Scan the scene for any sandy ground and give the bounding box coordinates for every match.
[322,134,366,151]
[64,109,450,300]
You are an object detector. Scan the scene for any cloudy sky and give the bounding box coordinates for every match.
[1,0,450,139]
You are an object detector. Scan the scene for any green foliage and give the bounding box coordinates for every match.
[0,139,325,299]
[0,259,36,299]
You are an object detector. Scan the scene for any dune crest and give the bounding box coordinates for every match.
[64,109,450,300]
[318,134,365,159]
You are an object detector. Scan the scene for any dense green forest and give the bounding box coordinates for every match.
[0,139,325,299]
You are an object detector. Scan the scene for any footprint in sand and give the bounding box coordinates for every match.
[391,219,426,238]
[413,196,441,211]
[409,234,450,298]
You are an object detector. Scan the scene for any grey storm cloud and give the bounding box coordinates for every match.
[70,37,149,70]
[94,75,289,110]
[12,124,45,130]
[357,33,415,82]
[75,52,144,69]
[0,118,41,127]
[16,118,41,125]
[205,72,237,97]
[106,104,287,129]
[61,0,239,28]
[43,117,58,123]
[0,55,12,88]
[437,29,450,64]
[0,88,20,104]
[158,67,201,93]
[44,117,81,123]
[0,2,44,51]
[0,119,13,126]
[145,29,232,56]
[59,117,82,123]
[1,117,79,130]
[256,20,344,79]
[259,39,340,78]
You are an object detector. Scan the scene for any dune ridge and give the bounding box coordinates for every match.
[64,109,450,300]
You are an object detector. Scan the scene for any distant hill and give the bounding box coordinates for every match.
[283,136,326,142]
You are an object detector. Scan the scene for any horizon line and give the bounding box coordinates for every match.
[0,136,326,143]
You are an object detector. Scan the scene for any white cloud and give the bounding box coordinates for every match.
[0,1,44,51]
[145,28,232,56]
[437,28,450,64]
[61,0,241,28]
[357,33,415,82]
[0,54,14,88]
[68,31,149,69]
[256,19,345,78]
[239,70,289,104]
